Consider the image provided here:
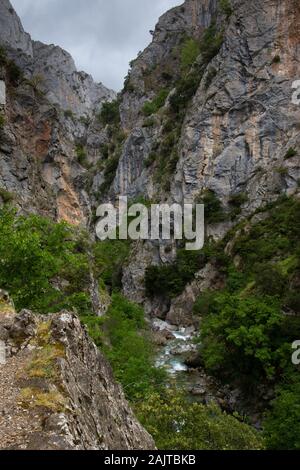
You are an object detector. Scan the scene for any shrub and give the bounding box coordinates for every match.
[144,152,157,168]
[276,166,288,176]
[284,147,297,159]
[254,264,287,297]
[0,46,7,66]
[199,22,224,64]
[142,89,169,116]
[180,38,200,71]
[229,192,248,218]
[93,239,131,290]
[100,294,166,401]
[136,389,264,450]
[272,55,281,64]
[7,60,23,86]
[98,100,120,126]
[264,378,300,449]
[219,0,233,18]
[200,293,289,381]
[0,114,5,130]
[233,197,300,272]
[145,250,207,299]
[0,208,90,312]
[169,69,201,115]
[197,189,226,224]
[75,144,88,167]
[193,291,216,316]
[64,109,74,120]
[0,187,14,204]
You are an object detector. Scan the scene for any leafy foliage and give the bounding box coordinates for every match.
[135,389,264,450]
[200,293,289,380]
[199,21,224,64]
[0,113,5,130]
[93,239,131,291]
[197,189,226,224]
[0,187,14,204]
[219,0,233,18]
[264,378,300,449]
[98,100,120,126]
[180,38,200,71]
[142,89,169,116]
[145,250,207,299]
[75,144,88,167]
[91,294,166,401]
[0,208,90,312]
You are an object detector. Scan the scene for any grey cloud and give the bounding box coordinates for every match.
[10,0,183,90]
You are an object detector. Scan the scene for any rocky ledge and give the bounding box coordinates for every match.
[0,295,155,450]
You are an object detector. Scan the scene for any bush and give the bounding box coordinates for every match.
[145,250,207,299]
[264,378,300,449]
[233,197,300,272]
[0,187,14,204]
[0,114,5,130]
[0,208,90,312]
[169,69,201,115]
[0,46,7,66]
[101,294,166,401]
[200,293,290,381]
[93,239,131,290]
[197,189,226,224]
[98,100,120,126]
[135,389,264,450]
[199,22,224,64]
[180,38,200,71]
[75,144,88,167]
[284,147,297,160]
[7,60,23,86]
[254,264,287,297]
[142,89,169,116]
[219,0,233,18]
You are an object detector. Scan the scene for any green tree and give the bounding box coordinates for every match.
[264,378,300,449]
[136,389,264,450]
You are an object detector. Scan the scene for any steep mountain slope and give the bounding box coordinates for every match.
[0,0,300,450]
[0,0,115,223]
[94,0,300,305]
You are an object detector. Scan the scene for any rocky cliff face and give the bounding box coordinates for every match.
[102,0,300,306]
[113,0,300,207]
[0,0,115,224]
[0,297,154,450]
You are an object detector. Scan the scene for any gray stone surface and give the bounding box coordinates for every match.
[0,307,155,450]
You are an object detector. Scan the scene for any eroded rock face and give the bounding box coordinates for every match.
[0,0,115,224]
[107,0,300,311]
[0,308,155,450]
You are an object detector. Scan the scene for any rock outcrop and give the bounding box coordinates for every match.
[0,302,155,450]
[103,0,300,310]
[0,0,115,224]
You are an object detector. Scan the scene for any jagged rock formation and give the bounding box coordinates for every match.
[0,0,115,224]
[105,0,300,306]
[0,299,155,450]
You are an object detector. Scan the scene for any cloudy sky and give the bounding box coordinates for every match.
[11,0,183,91]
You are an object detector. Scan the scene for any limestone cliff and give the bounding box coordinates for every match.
[0,297,154,450]
[101,0,300,305]
[0,0,115,224]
